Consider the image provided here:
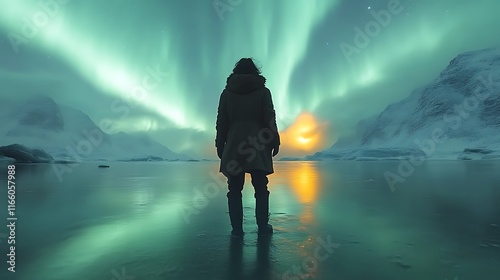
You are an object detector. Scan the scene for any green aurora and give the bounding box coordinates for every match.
[0,0,499,158]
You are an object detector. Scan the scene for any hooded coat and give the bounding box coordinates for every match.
[216,74,280,177]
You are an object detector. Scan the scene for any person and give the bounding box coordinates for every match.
[215,58,280,237]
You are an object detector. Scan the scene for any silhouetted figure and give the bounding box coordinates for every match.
[216,58,280,237]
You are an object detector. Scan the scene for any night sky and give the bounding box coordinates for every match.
[0,0,499,158]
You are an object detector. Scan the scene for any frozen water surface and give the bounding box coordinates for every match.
[0,161,499,280]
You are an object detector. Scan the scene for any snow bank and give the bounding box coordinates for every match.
[306,147,427,161]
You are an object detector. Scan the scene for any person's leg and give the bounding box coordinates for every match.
[227,172,245,236]
[250,170,273,235]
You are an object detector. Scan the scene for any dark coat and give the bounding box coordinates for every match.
[216,74,280,177]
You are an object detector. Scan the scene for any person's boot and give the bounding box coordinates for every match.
[255,190,273,236]
[227,192,244,237]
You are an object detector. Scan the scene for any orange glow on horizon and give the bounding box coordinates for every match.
[279,112,329,156]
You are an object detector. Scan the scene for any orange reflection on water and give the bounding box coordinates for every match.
[286,162,323,278]
[288,162,321,204]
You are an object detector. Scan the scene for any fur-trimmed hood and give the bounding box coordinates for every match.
[225,74,266,94]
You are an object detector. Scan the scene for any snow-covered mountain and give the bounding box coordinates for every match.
[310,48,500,161]
[0,96,189,162]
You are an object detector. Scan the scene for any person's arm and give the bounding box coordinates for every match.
[263,89,280,150]
[215,91,229,151]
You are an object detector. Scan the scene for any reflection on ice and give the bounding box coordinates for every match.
[288,162,321,204]
[0,161,498,280]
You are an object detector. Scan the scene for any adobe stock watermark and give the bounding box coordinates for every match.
[51,64,169,182]
[110,267,135,280]
[99,64,170,135]
[282,235,341,280]
[224,123,279,176]
[178,166,228,224]
[179,121,279,223]
[213,0,244,21]
[384,72,500,192]
[340,0,403,63]
[8,0,73,54]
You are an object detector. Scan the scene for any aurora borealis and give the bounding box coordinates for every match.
[0,0,499,158]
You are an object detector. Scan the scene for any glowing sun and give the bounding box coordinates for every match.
[280,112,328,154]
